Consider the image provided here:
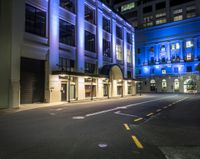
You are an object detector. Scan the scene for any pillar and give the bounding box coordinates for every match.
[123,26,127,78]
[112,16,116,63]
[97,8,103,68]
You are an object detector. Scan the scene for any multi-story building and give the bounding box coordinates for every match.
[114,0,200,93]
[114,0,200,28]
[0,0,136,108]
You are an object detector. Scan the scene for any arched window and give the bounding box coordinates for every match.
[150,79,156,91]
[174,79,179,91]
[162,79,167,89]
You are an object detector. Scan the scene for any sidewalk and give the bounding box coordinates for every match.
[0,94,147,113]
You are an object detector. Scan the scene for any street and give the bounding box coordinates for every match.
[0,94,200,159]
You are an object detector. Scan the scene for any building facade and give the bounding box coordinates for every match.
[135,16,200,93]
[114,0,200,29]
[113,0,200,93]
[0,0,136,108]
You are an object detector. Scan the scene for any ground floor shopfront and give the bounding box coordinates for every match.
[137,74,200,93]
[20,60,136,105]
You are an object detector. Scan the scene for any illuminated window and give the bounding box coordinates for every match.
[121,2,135,12]
[162,79,167,88]
[186,53,192,61]
[127,49,131,63]
[103,39,111,57]
[103,16,110,33]
[59,19,75,46]
[155,18,166,25]
[174,79,180,91]
[116,44,123,61]
[174,15,183,21]
[173,8,182,14]
[60,0,75,13]
[161,68,166,74]
[171,43,180,50]
[25,4,46,37]
[186,12,196,18]
[186,41,194,48]
[85,5,95,24]
[186,6,195,11]
[85,31,95,52]
[161,45,166,52]
[155,12,166,18]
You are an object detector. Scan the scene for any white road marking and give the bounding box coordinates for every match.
[85,96,175,117]
[114,111,139,117]
[56,108,63,111]
[49,112,56,116]
[72,116,85,120]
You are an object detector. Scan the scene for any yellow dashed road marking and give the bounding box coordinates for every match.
[146,112,154,117]
[132,135,144,149]
[124,123,130,131]
[134,117,143,122]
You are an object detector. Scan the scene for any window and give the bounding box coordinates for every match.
[186,6,196,11]
[174,15,183,21]
[150,68,155,74]
[116,44,123,61]
[25,4,46,37]
[186,40,193,48]
[162,79,167,89]
[59,58,75,71]
[85,31,95,52]
[161,68,166,74]
[103,17,110,33]
[143,5,152,14]
[186,53,192,61]
[171,43,180,50]
[137,48,141,54]
[127,33,132,44]
[138,58,141,65]
[186,66,192,72]
[85,62,96,74]
[173,8,183,14]
[174,67,179,73]
[161,45,166,52]
[85,5,95,24]
[156,2,166,10]
[150,47,154,52]
[103,39,111,57]
[85,85,96,97]
[116,25,122,39]
[155,12,166,18]
[60,0,75,13]
[59,19,75,46]
[186,12,196,18]
[156,18,167,25]
[121,2,135,12]
[127,71,132,78]
[127,49,131,63]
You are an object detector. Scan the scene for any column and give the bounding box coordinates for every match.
[180,40,184,62]
[123,26,127,78]
[77,77,85,100]
[76,0,85,72]
[155,44,159,64]
[0,0,24,108]
[111,16,116,63]
[166,42,171,63]
[132,32,135,79]
[194,38,198,61]
[97,8,103,68]
[49,0,59,71]
[144,46,148,65]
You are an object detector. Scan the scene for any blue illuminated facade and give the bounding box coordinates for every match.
[135,17,200,93]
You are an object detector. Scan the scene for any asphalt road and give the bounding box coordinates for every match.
[0,94,200,159]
